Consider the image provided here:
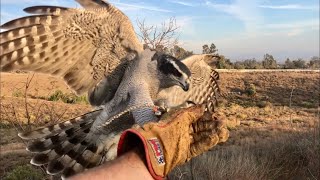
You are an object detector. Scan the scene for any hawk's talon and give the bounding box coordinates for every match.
[153,106,168,116]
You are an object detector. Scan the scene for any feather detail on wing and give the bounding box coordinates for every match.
[0,1,143,95]
[20,109,134,178]
[156,54,221,112]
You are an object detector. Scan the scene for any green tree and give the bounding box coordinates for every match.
[284,58,294,69]
[308,56,320,69]
[202,43,218,54]
[262,54,277,69]
[233,61,246,69]
[170,45,193,59]
[292,58,307,69]
[216,55,233,69]
[242,58,263,69]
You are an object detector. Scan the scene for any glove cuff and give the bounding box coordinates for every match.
[117,129,165,180]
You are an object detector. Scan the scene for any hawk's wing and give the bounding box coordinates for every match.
[156,54,221,112]
[0,0,143,95]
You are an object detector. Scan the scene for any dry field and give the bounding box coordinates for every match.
[0,70,319,179]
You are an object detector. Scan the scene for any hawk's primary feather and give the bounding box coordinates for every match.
[0,0,143,95]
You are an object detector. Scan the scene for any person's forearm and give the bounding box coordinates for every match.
[68,149,153,180]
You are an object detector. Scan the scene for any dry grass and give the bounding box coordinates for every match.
[0,97,91,130]
[169,125,320,180]
[0,73,91,130]
[169,70,319,180]
[219,71,319,108]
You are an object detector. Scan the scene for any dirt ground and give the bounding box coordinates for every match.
[0,72,73,98]
[218,70,319,107]
[0,70,319,179]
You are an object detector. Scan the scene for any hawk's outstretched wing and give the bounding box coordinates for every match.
[0,0,143,95]
[156,54,221,112]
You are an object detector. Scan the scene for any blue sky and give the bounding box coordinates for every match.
[1,0,319,61]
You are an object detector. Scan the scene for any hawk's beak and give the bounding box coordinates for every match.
[180,81,189,91]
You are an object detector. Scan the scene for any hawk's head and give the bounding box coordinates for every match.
[152,53,191,91]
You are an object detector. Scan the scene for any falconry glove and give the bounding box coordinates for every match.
[117,105,229,179]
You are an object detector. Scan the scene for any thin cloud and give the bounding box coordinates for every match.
[176,16,196,36]
[171,1,195,7]
[264,19,319,29]
[206,0,263,33]
[259,4,319,10]
[257,19,319,37]
[1,0,75,6]
[255,19,319,37]
[1,0,38,4]
[112,2,172,12]
[287,29,303,37]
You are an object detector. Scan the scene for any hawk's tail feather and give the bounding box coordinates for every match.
[53,114,135,178]
[45,134,109,177]
[44,140,102,175]
[58,141,106,177]
[20,108,126,178]
[26,119,93,152]
[18,109,101,140]
[28,110,101,166]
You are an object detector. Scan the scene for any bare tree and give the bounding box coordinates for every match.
[24,73,35,128]
[136,17,180,51]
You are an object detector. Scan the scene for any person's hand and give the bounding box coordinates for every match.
[117,105,229,179]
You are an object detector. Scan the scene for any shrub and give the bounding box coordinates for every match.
[47,90,64,102]
[12,90,24,98]
[245,83,256,97]
[4,165,44,180]
[300,101,317,108]
[256,101,271,108]
[47,90,89,104]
